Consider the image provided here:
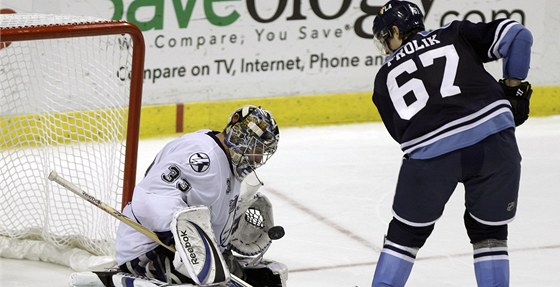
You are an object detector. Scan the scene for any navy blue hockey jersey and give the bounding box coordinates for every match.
[372,19,527,159]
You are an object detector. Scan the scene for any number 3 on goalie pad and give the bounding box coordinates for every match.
[171,206,230,286]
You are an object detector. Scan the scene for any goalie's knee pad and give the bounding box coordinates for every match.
[386,218,434,248]
[464,211,508,243]
[171,205,229,286]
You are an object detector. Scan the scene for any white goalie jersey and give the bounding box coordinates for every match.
[115,130,241,265]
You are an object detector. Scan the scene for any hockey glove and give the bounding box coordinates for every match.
[230,193,275,257]
[499,79,532,126]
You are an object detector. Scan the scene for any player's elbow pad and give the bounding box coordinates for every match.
[502,27,533,79]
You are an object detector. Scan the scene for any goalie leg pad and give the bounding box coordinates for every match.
[68,271,198,287]
[119,245,194,284]
[69,271,109,287]
[171,205,230,286]
[112,272,197,287]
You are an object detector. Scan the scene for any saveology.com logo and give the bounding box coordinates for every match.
[109,0,377,38]
[109,0,526,39]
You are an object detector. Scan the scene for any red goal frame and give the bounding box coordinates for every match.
[0,19,145,209]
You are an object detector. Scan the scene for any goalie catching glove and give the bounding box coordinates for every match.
[499,79,533,126]
[227,193,289,287]
[230,192,279,257]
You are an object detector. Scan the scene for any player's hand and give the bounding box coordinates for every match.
[499,79,532,126]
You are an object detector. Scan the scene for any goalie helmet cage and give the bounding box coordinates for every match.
[0,14,145,270]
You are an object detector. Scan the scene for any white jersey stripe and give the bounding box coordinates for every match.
[474,255,509,264]
[474,247,508,256]
[469,212,515,226]
[488,19,517,59]
[402,107,511,155]
[381,248,416,264]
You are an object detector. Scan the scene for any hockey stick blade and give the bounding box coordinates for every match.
[48,170,253,287]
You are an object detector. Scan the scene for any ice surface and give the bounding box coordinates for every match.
[2,116,559,287]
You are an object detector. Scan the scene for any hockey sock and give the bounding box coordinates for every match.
[473,239,509,287]
[372,240,417,287]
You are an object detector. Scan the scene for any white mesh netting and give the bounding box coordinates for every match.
[0,14,138,271]
[0,13,108,28]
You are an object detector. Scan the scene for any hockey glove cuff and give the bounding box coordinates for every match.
[499,79,532,126]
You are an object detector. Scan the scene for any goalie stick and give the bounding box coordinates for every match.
[48,170,253,287]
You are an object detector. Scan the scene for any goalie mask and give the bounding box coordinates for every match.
[224,106,279,181]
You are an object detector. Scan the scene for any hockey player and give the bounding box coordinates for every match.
[370,1,533,286]
[115,105,286,287]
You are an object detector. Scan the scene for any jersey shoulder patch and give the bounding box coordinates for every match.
[189,152,210,173]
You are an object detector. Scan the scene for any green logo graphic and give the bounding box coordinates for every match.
[110,0,240,31]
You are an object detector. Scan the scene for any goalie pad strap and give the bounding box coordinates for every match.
[118,245,194,284]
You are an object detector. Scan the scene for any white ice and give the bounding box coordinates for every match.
[2,116,559,287]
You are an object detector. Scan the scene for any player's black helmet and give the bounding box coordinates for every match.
[372,0,425,48]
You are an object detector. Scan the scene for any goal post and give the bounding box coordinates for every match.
[0,13,145,270]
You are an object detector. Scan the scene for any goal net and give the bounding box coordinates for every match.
[0,13,144,271]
